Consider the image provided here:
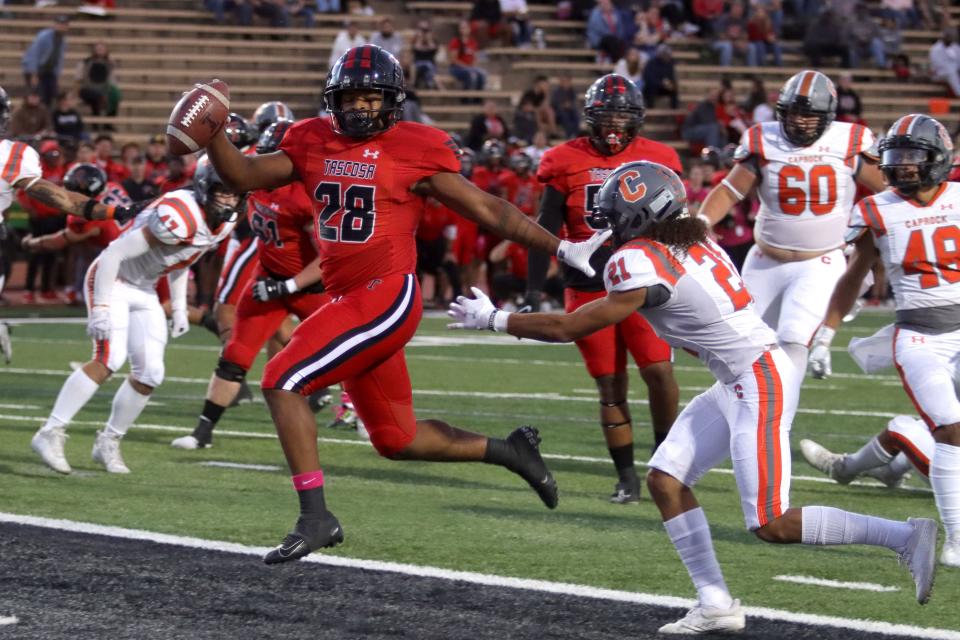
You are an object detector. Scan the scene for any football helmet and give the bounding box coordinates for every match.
[256,119,293,155]
[509,151,533,174]
[480,138,506,167]
[224,113,253,149]
[252,101,295,134]
[459,148,476,179]
[595,161,688,247]
[0,86,9,136]
[584,74,645,156]
[776,70,837,148]
[879,114,954,194]
[63,163,108,198]
[193,155,245,228]
[324,44,405,138]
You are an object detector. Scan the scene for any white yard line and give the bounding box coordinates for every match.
[0,403,41,410]
[0,616,18,626]
[773,575,900,592]
[198,461,282,472]
[0,513,954,639]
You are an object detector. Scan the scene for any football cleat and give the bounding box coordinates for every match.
[328,404,358,430]
[170,434,212,450]
[31,426,71,474]
[263,513,344,565]
[941,537,960,568]
[658,599,745,635]
[0,321,11,363]
[898,517,938,604]
[799,439,854,484]
[91,429,130,474]
[505,426,559,509]
[308,387,334,413]
[610,478,641,504]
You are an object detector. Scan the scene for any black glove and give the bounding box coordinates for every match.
[521,290,541,313]
[113,199,152,225]
[252,277,292,302]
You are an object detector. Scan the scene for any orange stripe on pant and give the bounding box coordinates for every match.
[753,351,784,527]
[888,431,931,477]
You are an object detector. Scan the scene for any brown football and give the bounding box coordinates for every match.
[166,79,230,156]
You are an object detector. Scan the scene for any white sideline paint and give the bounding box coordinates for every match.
[0,616,18,626]
[0,403,40,410]
[0,512,956,640]
[198,461,282,472]
[773,575,900,593]
[0,413,933,493]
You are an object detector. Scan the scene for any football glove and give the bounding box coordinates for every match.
[521,290,541,313]
[113,199,152,225]
[170,309,190,339]
[87,305,112,341]
[448,287,507,331]
[557,229,612,278]
[253,277,298,302]
[807,325,836,379]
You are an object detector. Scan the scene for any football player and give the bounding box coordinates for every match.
[30,157,243,474]
[194,45,606,563]
[501,151,541,218]
[451,160,938,633]
[0,86,140,362]
[809,114,960,568]
[171,121,328,450]
[699,71,887,390]
[526,74,681,503]
[252,101,295,136]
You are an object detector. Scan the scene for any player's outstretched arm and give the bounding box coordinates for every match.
[449,287,646,342]
[205,130,297,193]
[19,178,119,221]
[22,227,96,252]
[700,163,758,225]
[252,256,324,302]
[823,232,878,330]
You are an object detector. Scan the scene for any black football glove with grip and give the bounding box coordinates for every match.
[253,277,297,302]
[113,199,152,225]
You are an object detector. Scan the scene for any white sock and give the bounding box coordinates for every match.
[105,379,151,437]
[664,508,732,610]
[888,453,914,477]
[840,436,894,476]
[930,442,960,542]
[801,506,913,553]
[779,342,807,379]
[43,368,100,431]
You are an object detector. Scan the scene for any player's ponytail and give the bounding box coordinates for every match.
[644,216,708,255]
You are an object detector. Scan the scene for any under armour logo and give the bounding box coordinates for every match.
[942,204,954,210]
[911,336,926,344]
[363,148,380,159]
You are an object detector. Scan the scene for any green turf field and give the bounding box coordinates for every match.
[0,311,956,631]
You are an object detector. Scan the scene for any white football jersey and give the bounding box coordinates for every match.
[0,139,42,222]
[604,237,777,383]
[119,188,236,288]
[737,121,875,252]
[851,183,960,311]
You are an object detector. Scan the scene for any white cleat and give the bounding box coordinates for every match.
[799,439,854,484]
[940,538,960,568]
[0,322,11,363]
[91,430,130,474]
[899,517,939,604]
[31,427,71,474]
[171,434,207,450]
[659,599,745,635]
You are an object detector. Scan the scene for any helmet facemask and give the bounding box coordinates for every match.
[880,145,942,195]
[203,185,243,230]
[326,88,403,138]
[776,100,830,148]
[586,108,642,156]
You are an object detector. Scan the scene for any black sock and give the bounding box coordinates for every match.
[652,430,668,453]
[609,444,637,484]
[483,437,518,470]
[200,309,219,337]
[297,486,328,519]
[192,400,226,441]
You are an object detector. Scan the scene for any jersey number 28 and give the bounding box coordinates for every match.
[314,182,376,243]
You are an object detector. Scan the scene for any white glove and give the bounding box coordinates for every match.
[447,287,509,331]
[87,305,112,341]
[807,325,836,379]
[557,229,612,278]
[170,309,190,339]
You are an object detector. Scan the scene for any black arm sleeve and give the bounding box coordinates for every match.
[526,185,566,294]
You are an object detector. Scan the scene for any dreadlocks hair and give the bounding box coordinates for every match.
[643,215,708,255]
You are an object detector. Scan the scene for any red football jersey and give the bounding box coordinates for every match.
[247,181,317,278]
[501,172,542,218]
[471,166,512,199]
[417,197,457,242]
[505,242,528,279]
[66,182,132,248]
[537,136,683,241]
[280,118,460,294]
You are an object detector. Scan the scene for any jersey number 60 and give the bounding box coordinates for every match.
[314,182,376,243]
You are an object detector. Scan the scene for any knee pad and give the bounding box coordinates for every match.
[134,362,165,388]
[369,423,416,459]
[215,357,248,383]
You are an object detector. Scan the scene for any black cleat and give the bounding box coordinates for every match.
[263,512,344,565]
[308,387,333,413]
[506,426,559,509]
[230,379,254,407]
[610,479,641,504]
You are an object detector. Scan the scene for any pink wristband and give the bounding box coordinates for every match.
[291,470,325,491]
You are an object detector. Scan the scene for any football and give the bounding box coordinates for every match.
[166,79,230,155]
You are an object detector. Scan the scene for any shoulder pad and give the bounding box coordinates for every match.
[149,196,200,245]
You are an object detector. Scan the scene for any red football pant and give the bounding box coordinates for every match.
[221,264,330,370]
[262,273,423,457]
[564,287,671,378]
[216,237,259,306]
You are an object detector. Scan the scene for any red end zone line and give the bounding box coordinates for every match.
[0,512,956,640]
